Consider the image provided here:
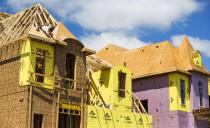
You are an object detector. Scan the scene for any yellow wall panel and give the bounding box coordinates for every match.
[19,39,54,89]
[60,104,80,111]
[88,65,152,128]
[193,51,202,67]
[31,40,54,89]
[87,105,152,128]
[91,65,133,111]
[20,39,32,86]
[169,73,190,112]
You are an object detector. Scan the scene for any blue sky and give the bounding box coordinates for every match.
[0,0,210,71]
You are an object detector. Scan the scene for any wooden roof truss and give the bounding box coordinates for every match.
[0,4,58,47]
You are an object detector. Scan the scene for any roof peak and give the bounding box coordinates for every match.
[133,40,173,51]
[104,44,129,50]
[0,3,58,47]
[179,36,194,51]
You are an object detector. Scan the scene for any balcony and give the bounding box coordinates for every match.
[28,71,77,91]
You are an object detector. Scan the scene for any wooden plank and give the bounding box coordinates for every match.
[13,8,37,39]
[193,108,210,117]
[41,7,57,26]
[38,6,50,24]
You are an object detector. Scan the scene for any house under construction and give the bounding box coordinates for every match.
[96,39,210,128]
[0,4,152,128]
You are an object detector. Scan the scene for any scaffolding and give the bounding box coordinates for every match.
[28,71,84,128]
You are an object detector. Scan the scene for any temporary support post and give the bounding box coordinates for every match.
[80,82,84,128]
[56,83,61,128]
[28,86,33,128]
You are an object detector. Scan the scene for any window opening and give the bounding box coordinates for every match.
[140,99,148,113]
[180,79,185,105]
[66,54,76,89]
[35,49,46,83]
[118,71,126,98]
[198,81,203,107]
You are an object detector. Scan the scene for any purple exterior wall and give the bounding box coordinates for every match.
[133,72,209,128]
[133,74,172,128]
[133,75,169,114]
[190,72,209,128]
[190,72,209,110]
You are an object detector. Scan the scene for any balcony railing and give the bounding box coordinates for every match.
[28,71,77,91]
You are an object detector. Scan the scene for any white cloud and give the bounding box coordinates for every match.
[171,35,210,57]
[6,0,204,52]
[81,32,150,51]
[7,0,200,32]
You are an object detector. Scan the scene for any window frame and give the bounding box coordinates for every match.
[118,71,126,98]
[65,54,76,90]
[198,81,204,107]
[180,79,186,106]
[35,48,46,83]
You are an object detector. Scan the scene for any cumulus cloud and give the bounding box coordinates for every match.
[171,35,210,57]
[6,0,204,52]
[81,32,150,51]
[7,0,200,32]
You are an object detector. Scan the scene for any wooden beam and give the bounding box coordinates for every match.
[56,83,61,128]
[28,86,33,128]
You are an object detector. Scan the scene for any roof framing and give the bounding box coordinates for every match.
[0,4,58,47]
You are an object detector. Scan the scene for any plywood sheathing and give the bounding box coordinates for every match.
[87,55,112,71]
[54,22,77,41]
[96,37,209,79]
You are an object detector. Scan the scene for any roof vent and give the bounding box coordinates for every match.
[123,62,127,67]
[156,45,159,48]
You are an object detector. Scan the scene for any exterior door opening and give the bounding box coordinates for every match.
[59,113,80,128]
[34,114,43,128]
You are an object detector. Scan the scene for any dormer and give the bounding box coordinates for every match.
[192,50,202,67]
